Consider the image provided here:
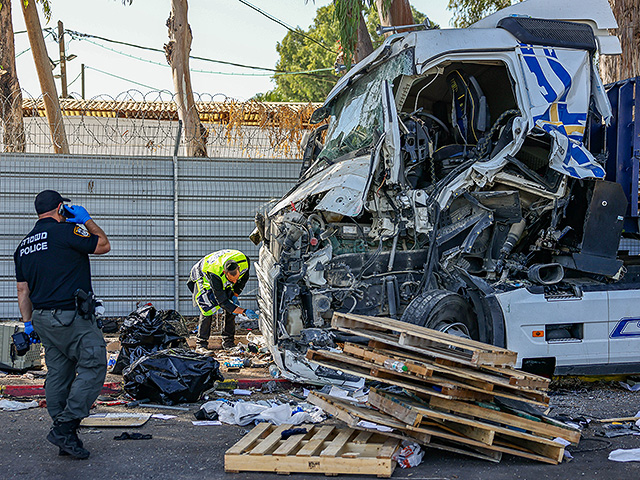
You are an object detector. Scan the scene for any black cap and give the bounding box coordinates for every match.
[34,190,70,214]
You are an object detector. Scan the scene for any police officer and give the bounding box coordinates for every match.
[14,190,111,459]
[187,249,258,352]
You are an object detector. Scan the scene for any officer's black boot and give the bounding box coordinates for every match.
[47,419,90,459]
[57,418,84,456]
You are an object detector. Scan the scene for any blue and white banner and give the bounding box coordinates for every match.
[518,45,605,179]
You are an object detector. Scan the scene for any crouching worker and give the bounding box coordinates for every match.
[14,190,111,459]
[187,249,258,353]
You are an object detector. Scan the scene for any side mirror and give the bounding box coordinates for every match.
[310,106,330,124]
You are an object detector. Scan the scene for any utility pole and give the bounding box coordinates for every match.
[21,0,69,153]
[58,20,68,98]
[81,64,85,99]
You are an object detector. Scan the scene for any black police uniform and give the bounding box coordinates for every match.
[14,217,107,425]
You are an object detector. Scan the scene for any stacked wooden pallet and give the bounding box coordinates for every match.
[306,312,580,465]
[225,422,400,477]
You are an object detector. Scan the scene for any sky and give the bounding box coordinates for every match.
[11,0,454,102]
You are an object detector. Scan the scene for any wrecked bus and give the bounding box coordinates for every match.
[253,0,640,383]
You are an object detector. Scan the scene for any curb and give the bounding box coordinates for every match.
[0,379,291,397]
[0,382,121,397]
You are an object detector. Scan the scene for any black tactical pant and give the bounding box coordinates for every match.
[31,309,107,423]
[197,309,235,348]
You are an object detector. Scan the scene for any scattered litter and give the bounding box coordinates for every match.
[392,441,425,469]
[602,423,640,438]
[619,381,640,392]
[123,348,223,405]
[609,448,640,462]
[281,427,307,439]
[223,358,245,370]
[142,404,190,412]
[268,364,280,378]
[233,389,252,396]
[322,384,368,403]
[81,413,151,428]
[192,420,222,426]
[553,437,571,447]
[357,420,394,433]
[201,400,324,426]
[0,399,39,411]
[194,407,218,421]
[107,352,119,371]
[113,431,153,440]
[260,381,280,394]
[151,414,176,420]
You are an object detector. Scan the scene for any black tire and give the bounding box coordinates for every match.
[400,290,478,339]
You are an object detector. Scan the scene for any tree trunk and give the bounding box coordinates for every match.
[0,0,26,152]
[354,12,374,63]
[21,0,69,154]
[376,0,415,37]
[164,0,207,157]
[600,0,640,84]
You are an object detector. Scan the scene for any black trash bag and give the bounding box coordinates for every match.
[112,304,188,375]
[123,348,224,405]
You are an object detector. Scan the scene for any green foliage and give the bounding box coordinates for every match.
[255,2,430,102]
[448,0,520,28]
[255,4,339,103]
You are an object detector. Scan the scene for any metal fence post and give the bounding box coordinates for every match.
[173,121,183,310]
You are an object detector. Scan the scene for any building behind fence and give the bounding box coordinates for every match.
[0,93,313,319]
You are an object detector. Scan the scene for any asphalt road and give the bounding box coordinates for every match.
[1,398,640,480]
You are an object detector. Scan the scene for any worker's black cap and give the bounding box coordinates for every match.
[34,190,70,214]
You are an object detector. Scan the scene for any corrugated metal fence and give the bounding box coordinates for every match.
[0,153,301,319]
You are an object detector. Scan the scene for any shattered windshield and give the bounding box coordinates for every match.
[314,50,414,170]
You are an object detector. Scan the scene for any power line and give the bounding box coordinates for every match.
[84,65,162,91]
[66,29,281,73]
[236,0,337,54]
[82,37,334,77]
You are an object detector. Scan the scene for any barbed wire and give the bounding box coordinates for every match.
[1,90,322,158]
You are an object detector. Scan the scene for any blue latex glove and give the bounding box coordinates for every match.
[24,321,40,343]
[244,309,259,320]
[231,295,240,306]
[65,205,92,224]
[23,321,34,336]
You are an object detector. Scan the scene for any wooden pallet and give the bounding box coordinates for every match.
[332,312,517,367]
[306,348,548,406]
[308,391,503,463]
[225,423,400,477]
[343,342,549,404]
[369,389,567,464]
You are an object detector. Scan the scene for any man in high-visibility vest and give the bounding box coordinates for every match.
[187,249,258,352]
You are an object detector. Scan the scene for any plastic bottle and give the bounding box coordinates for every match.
[269,364,281,378]
[384,359,408,372]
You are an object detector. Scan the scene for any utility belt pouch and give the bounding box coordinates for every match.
[74,288,96,319]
